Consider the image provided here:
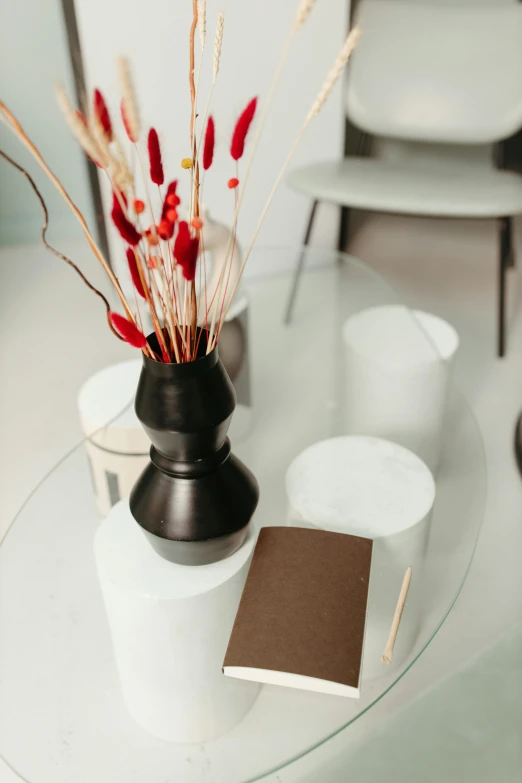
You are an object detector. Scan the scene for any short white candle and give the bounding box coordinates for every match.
[77,361,150,516]
[286,436,436,681]
[342,306,459,471]
[95,500,260,742]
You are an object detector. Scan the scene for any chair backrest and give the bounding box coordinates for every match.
[346,0,522,144]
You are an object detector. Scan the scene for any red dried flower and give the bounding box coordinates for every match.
[191,216,203,230]
[109,312,147,348]
[93,88,112,140]
[165,207,178,223]
[121,99,138,143]
[230,97,257,161]
[126,248,146,299]
[147,128,164,185]
[111,193,141,246]
[134,199,145,214]
[174,220,189,257]
[174,221,199,281]
[227,177,239,189]
[203,116,215,170]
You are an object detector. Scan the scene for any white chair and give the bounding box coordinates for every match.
[285,0,522,356]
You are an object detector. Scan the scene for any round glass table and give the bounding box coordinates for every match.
[0,249,486,783]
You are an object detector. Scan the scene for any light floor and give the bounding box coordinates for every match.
[1,212,522,781]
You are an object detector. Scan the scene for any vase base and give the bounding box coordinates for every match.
[139,524,250,566]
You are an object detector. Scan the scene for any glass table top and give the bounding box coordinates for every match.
[326,620,522,783]
[0,249,486,782]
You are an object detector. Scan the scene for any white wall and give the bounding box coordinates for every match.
[74,0,349,278]
[0,0,93,246]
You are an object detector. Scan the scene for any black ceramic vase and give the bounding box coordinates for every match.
[129,331,259,566]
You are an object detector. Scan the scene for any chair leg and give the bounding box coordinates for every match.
[506,215,515,268]
[337,206,351,255]
[498,216,511,358]
[284,200,319,325]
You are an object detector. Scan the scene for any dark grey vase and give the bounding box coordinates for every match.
[129,331,259,566]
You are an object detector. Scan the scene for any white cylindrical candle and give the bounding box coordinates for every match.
[78,361,150,517]
[94,500,260,743]
[342,306,459,471]
[285,436,436,681]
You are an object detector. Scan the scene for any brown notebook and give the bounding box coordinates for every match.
[223,526,373,698]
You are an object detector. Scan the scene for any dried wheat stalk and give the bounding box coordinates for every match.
[213,12,225,83]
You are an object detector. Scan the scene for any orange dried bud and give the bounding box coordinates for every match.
[145,228,159,246]
[133,199,145,214]
[166,208,178,223]
[191,216,203,230]
[228,177,239,189]
[166,193,180,207]
[157,218,174,240]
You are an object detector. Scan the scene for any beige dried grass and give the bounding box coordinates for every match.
[217,27,361,334]
[307,26,361,120]
[56,84,108,168]
[212,12,224,83]
[0,101,135,323]
[293,0,317,31]
[117,57,141,142]
[197,0,207,48]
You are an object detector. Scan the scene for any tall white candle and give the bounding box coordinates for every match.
[285,436,436,681]
[95,500,260,742]
[342,306,459,471]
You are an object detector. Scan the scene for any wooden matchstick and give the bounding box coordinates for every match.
[382,566,412,665]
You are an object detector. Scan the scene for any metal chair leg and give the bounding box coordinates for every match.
[284,200,319,325]
[337,206,351,254]
[506,214,515,268]
[498,216,511,358]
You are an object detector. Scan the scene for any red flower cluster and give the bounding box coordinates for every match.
[126,247,146,299]
[157,180,180,240]
[109,312,147,348]
[230,98,257,161]
[147,128,164,185]
[203,116,215,170]
[174,220,199,281]
[111,192,141,245]
[93,89,112,141]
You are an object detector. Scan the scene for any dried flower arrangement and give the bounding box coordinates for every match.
[0,0,360,363]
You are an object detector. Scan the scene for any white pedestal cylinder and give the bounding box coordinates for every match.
[94,501,260,742]
[285,436,436,681]
[78,361,150,516]
[342,306,459,471]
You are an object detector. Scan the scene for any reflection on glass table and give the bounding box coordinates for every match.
[0,250,486,783]
[325,621,522,783]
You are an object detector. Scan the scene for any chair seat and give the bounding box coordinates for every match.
[288,159,522,218]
